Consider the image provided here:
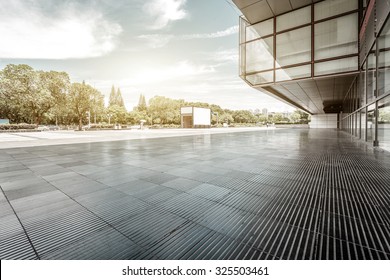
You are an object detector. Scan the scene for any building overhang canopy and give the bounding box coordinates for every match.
[256,74,357,115]
[232,0,321,24]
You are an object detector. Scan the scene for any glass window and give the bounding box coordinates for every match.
[276,26,311,67]
[361,108,367,141]
[367,48,376,103]
[275,65,311,82]
[246,71,273,85]
[246,18,273,41]
[314,56,358,76]
[240,44,245,77]
[377,19,390,96]
[276,6,311,32]
[367,103,376,143]
[378,96,390,151]
[357,110,361,138]
[315,0,358,21]
[245,37,274,73]
[314,13,358,60]
[359,63,366,107]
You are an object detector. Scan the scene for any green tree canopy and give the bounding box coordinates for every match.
[137,94,147,111]
[69,81,103,130]
[109,85,125,108]
[0,64,71,124]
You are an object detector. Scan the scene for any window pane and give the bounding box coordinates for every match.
[240,44,245,77]
[314,56,358,76]
[275,65,311,82]
[245,37,273,72]
[246,18,273,41]
[378,96,390,151]
[246,71,273,85]
[276,26,311,67]
[357,110,361,138]
[361,108,366,140]
[367,49,376,103]
[314,13,358,60]
[315,0,358,21]
[276,6,310,32]
[367,103,375,142]
[378,19,390,96]
[359,62,366,107]
[240,17,247,44]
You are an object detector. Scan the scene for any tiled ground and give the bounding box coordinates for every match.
[0,129,389,260]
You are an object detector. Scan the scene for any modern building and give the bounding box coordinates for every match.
[233,0,390,151]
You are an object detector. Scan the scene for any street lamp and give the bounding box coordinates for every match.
[107,113,112,125]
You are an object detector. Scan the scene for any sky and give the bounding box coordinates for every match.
[0,0,294,112]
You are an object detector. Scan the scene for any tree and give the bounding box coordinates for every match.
[68,81,100,130]
[137,94,147,111]
[269,113,284,123]
[109,85,116,107]
[107,104,127,124]
[0,65,71,125]
[127,109,150,125]
[0,64,37,123]
[109,85,125,108]
[40,71,70,125]
[116,88,125,108]
[90,88,105,124]
[232,110,256,123]
[290,111,301,123]
[220,112,234,124]
[148,96,182,125]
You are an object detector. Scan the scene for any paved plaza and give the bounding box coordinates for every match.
[0,128,389,259]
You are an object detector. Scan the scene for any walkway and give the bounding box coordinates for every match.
[0,129,389,259]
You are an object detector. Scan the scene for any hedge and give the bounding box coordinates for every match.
[89,124,115,129]
[0,123,38,130]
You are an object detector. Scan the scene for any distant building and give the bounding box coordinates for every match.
[180,107,211,128]
[262,108,268,117]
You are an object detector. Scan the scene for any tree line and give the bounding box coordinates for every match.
[0,64,309,129]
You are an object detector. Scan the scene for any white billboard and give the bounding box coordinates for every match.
[193,107,211,126]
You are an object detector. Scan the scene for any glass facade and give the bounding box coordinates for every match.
[378,96,390,151]
[314,13,358,60]
[245,37,273,73]
[314,0,358,21]
[237,0,390,152]
[276,26,311,67]
[239,0,359,85]
[342,16,390,152]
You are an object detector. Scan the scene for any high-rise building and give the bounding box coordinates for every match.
[233,0,390,151]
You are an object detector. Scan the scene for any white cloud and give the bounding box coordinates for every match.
[138,25,239,48]
[182,25,238,40]
[143,0,188,30]
[137,34,175,48]
[212,49,239,63]
[131,60,216,85]
[0,0,122,59]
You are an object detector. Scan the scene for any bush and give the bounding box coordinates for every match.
[0,123,38,130]
[149,124,180,129]
[89,124,115,129]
